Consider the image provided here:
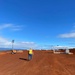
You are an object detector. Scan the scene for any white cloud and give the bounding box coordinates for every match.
[0,24,13,30]
[0,37,38,49]
[11,25,23,31]
[58,32,75,38]
[19,42,38,49]
[0,36,74,50]
[11,28,22,31]
[52,45,74,49]
[21,42,35,44]
[53,46,68,49]
[58,24,75,38]
[0,24,23,31]
[0,37,11,48]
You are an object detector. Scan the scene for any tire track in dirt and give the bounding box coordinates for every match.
[0,51,75,75]
[55,54,75,75]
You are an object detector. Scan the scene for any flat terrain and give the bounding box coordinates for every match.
[0,50,75,75]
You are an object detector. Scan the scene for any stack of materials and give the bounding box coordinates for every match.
[17,50,23,53]
[66,49,73,54]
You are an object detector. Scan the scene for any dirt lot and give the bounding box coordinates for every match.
[0,50,75,75]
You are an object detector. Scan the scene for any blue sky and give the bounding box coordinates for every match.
[0,0,75,49]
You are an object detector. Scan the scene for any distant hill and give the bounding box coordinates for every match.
[0,48,25,51]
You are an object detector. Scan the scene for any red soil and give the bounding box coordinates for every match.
[0,50,75,75]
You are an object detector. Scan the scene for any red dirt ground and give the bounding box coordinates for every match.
[0,50,75,75]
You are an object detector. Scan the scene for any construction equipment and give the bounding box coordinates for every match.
[11,50,17,54]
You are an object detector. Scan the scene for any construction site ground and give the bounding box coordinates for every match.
[0,50,75,75]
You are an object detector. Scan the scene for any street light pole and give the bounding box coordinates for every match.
[12,40,14,50]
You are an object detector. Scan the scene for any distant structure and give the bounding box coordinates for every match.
[53,49,73,54]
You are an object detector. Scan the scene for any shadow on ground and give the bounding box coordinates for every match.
[19,58,28,61]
